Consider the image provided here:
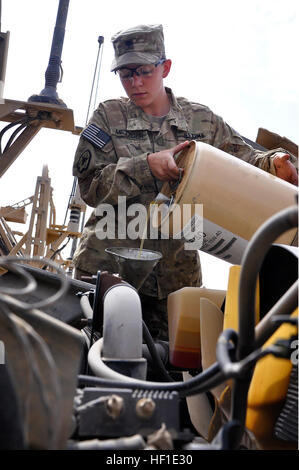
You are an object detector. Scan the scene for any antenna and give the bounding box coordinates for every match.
[28,0,70,106]
[85,35,104,125]
[0,0,10,99]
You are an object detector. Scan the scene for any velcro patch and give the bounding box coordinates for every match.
[82,124,111,149]
[115,129,147,140]
[184,132,205,140]
[76,150,91,174]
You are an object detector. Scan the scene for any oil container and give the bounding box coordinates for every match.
[152,141,298,264]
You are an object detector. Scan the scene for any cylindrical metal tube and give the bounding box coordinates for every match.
[254,280,298,348]
[102,284,143,359]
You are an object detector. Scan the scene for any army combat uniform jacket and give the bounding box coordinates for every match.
[72,87,287,299]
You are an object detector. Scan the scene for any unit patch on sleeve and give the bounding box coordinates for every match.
[76,150,91,174]
[82,124,111,149]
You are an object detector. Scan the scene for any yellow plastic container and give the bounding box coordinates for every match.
[246,309,298,447]
[223,265,260,332]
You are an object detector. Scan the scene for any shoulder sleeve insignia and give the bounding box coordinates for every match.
[76,149,91,174]
[82,124,111,149]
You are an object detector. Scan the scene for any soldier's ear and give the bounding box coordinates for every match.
[162,59,172,78]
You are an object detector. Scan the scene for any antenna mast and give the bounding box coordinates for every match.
[28,0,70,106]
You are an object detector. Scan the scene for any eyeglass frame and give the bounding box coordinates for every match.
[114,59,166,81]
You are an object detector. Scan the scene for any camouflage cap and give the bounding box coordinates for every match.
[111,24,166,72]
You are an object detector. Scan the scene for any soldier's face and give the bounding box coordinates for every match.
[119,60,171,113]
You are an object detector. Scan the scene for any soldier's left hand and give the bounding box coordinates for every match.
[273,153,298,186]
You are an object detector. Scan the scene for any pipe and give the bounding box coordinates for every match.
[85,340,223,395]
[142,322,173,382]
[102,284,143,359]
[88,338,142,383]
[88,284,146,380]
[80,294,93,320]
[255,279,298,348]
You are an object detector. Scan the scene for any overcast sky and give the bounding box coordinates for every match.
[0,0,298,288]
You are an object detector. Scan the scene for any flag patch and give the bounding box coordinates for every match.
[82,124,111,149]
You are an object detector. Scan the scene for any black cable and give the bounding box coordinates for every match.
[142,321,174,382]
[216,328,238,376]
[41,237,71,270]
[179,371,226,397]
[78,361,222,397]
[2,122,28,153]
[216,328,273,379]
[0,119,25,138]
[0,117,37,155]
[0,119,27,154]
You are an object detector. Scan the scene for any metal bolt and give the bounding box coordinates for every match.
[136,397,156,419]
[106,394,124,419]
[27,108,39,118]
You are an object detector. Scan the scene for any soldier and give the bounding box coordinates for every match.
[72,24,297,340]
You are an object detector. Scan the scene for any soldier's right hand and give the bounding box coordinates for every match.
[147,141,189,181]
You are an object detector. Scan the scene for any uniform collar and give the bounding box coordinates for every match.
[126,87,188,132]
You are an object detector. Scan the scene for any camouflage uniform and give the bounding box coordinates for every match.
[72,24,293,340]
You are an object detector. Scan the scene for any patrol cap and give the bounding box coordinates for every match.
[111,24,166,72]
